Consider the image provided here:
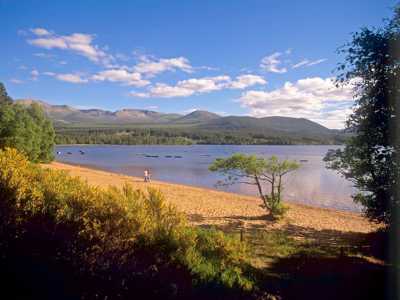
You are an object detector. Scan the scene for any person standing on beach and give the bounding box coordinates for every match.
[144,169,151,182]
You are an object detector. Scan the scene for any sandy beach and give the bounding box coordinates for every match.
[45,162,380,242]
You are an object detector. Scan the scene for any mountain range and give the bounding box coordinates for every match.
[15,99,342,139]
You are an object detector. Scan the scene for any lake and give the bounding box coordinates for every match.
[54,145,360,212]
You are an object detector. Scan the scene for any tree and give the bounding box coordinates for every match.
[0,84,55,162]
[209,154,300,218]
[324,7,400,227]
[0,82,12,104]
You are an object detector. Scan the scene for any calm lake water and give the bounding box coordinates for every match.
[55,145,360,212]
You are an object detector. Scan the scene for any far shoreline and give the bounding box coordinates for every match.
[55,143,345,147]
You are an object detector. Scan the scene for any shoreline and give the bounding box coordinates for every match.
[54,159,359,213]
[44,161,380,236]
[55,143,345,147]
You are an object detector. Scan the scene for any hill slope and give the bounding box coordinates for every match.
[174,110,220,124]
[15,99,345,144]
[16,99,181,125]
[200,116,333,136]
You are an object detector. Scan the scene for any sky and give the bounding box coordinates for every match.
[0,0,397,128]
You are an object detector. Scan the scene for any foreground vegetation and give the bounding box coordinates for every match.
[0,148,255,299]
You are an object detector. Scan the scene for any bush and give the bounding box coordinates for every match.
[0,148,253,299]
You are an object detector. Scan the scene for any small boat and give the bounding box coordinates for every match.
[300,159,308,163]
[165,155,172,158]
[56,151,61,155]
[79,150,85,155]
[67,151,72,155]
[174,156,182,158]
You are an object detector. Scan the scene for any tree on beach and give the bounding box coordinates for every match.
[209,154,300,219]
[324,6,400,228]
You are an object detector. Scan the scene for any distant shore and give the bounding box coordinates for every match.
[44,162,380,240]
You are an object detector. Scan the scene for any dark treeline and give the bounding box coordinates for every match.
[55,127,346,145]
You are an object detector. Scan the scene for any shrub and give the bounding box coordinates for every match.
[0,148,254,299]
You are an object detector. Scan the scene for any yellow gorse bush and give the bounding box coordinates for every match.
[0,148,254,293]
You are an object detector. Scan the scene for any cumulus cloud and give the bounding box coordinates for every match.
[130,74,266,98]
[30,28,51,36]
[43,72,88,83]
[228,74,267,89]
[92,69,149,87]
[55,73,88,83]
[292,58,327,69]
[28,28,113,66]
[239,77,356,128]
[130,75,230,98]
[260,52,287,73]
[133,56,193,76]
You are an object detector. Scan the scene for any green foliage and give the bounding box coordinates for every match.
[324,7,400,226]
[0,98,55,162]
[0,148,254,299]
[0,82,12,104]
[54,126,346,145]
[209,154,300,219]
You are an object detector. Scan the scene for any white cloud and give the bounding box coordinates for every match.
[178,75,230,92]
[307,58,327,66]
[30,28,51,36]
[292,58,327,69]
[30,69,39,80]
[239,77,356,129]
[55,73,88,83]
[260,52,287,73]
[92,69,149,87]
[292,59,310,69]
[134,56,193,76]
[228,74,267,89]
[130,75,231,98]
[130,74,266,98]
[10,78,23,84]
[28,29,113,66]
[43,72,88,83]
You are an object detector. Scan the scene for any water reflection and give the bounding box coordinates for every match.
[55,145,360,212]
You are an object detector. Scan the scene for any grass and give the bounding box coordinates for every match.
[214,226,393,300]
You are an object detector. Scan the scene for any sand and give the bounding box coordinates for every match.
[44,162,380,241]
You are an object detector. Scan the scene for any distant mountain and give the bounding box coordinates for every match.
[174,110,220,124]
[15,99,181,125]
[201,116,333,136]
[15,99,343,141]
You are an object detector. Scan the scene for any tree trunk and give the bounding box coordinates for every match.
[255,175,269,209]
[277,175,282,203]
[271,174,275,200]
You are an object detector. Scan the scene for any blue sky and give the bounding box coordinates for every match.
[0,0,397,128]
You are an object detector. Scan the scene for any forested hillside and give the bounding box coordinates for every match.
[16,99,348,145]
